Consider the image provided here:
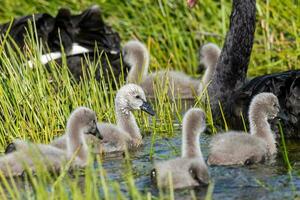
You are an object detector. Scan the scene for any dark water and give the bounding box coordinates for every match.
[100,131,300,200]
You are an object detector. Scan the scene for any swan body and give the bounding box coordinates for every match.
[0,145,81,177]
[140,70,199,98]
[123,40,220,99]
[152,108,209,189]
[208,93,280,166]
[152,157,208,189]
[48,124,131,154]
[0,107,102,177]
[207,132,268,165]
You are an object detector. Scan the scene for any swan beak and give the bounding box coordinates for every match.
[187,0,197,8]
[140,101,155,116]
[96,125,103,140]
[91,124,103,140]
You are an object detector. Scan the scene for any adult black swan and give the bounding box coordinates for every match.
[188,0,300,138]
[0,5,129,87]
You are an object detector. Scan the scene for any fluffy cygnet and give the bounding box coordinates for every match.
[123,40,220,99]
[208,92,280,166]
[94,83,155,153]
[7,84,155,154]
[151,108,209,189]
[0,107,102,177]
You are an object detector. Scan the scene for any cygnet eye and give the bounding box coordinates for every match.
[244,159,252,165]
[189,169,195,178]
[150,169,156,179]
[135,95,141,99]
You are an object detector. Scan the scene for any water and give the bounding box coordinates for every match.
[2,126,300,199]
[100,132,300,199]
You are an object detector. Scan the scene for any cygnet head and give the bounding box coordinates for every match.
[199,43,221,69]
[122,40,148,67]
[183,108,206,135]
[67,107,103,139]
[249,92,280,119]
[115,84,155,116]
[122,40,149,84]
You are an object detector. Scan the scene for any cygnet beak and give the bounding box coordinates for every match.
[271,106,281,119]
[95,125,103,140]
[140,101,155,116]
[276,105,280,113]
[91,123,103,140]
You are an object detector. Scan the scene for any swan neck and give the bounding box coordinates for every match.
[208,0,256,111]
[126,50,149,84]
[181,126,202,158]
[199,64,215,94]
[67,122,88,163]
[249,108,269,136]
[249,103,276,152]
[115,104,141,140]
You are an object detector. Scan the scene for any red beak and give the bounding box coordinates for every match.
[187,0,198,8]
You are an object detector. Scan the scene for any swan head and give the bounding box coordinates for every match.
[115,84,155,116]
[122,40,149,69]
[68,107,103,139]
[183,108,206,135]
[250,93,280,119]
[199,43,221,69]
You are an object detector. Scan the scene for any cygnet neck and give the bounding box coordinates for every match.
[67,119,88,163]
[181,122,202,158]
[126,46,149,84]
[199,63,215,93]
[115,99,142,141]
[249,102,276,153]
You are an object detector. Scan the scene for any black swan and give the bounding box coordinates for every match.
[0,5,129,87]
[189,0,300,138]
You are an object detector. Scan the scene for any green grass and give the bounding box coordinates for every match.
[0,0,299,199]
